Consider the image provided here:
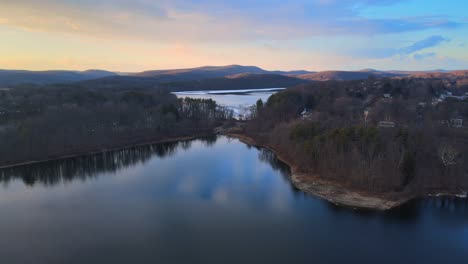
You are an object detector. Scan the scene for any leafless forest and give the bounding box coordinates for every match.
[0,85,232,166]
[245,77,468,195]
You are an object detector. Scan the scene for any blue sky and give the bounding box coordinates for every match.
[0,0,466,71]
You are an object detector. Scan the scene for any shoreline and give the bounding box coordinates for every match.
[225,132,463,210]
[0,135,198,170]
[1,131,465,209]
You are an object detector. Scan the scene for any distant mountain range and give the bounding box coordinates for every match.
[131,65,315,81]
[0,65,466,90]
[0,69,116,86]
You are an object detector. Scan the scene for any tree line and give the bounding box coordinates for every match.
[244,77,468,195]
[0,85,232,166]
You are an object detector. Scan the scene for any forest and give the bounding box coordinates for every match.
[71,74,307,92]
[243,77,468,195]
[0,85,232,167]
[2,74,468,197]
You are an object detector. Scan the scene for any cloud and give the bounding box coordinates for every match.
[399,35,449,55]
[0,0,462,43]
[1,0,466,71]
[413,52,437,60]
[353,35,450,60]
[352,48,397,59]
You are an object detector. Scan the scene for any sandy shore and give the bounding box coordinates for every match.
[226,133,414,210]
[290,174,411,210]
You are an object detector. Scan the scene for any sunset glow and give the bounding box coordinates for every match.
[1,0,467,71]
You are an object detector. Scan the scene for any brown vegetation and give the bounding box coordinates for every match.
[243,76,468,204]
[0,85,232,167]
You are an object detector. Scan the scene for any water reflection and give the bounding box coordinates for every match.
[0,136,467,264]
[0,137,218,186]
[327,196,468,226]
[256,147,306,197]
[400,197,468,225]
[257,148,290,175]
[256,142,468,220]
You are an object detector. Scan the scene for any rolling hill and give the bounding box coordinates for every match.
[76,73,309,91]
[296,70,405,81]
[159,74,309,91]
[0,69,116,87]
[132,65,314,82]
[2,65,466,90]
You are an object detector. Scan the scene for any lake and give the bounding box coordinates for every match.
[174,88,284,118]
[0,136,467,264]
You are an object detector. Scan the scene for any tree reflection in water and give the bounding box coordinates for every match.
[0,137,219,187]
[257,148,290,176]
[1,135,467,221]
[256,147,306,196]
[256,144,468,218]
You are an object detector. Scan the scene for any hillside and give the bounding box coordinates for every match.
[133,65,266,80]
[0,85,229,167]
[405,70,468,79]
[295,69,468,82]
[297,70,405,81]
[133,65,315,82]
[76,73,309,91]
[159,74,308,91]
[0,69,116,87]
[241,75,468,208]
[3,65,466,89]
[133,67,467,82]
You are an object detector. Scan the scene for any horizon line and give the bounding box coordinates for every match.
[1,65,466,74]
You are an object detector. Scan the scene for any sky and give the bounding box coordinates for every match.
[0,0,467,72]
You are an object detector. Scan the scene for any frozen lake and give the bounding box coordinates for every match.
[174,88,285,118]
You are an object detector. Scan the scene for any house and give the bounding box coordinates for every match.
[450,118,463,128]
[301,109,321,121]
[301,108,312,120]
[432,98,443,106]
[372,81,382,89]
[438,120,450,127]
[378,121,395,128]
[440,91,467,101]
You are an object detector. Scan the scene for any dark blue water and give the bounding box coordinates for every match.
[0,136,467,264]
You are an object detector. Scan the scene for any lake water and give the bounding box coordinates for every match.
[0,136,467,264]
[174,88,284,118]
